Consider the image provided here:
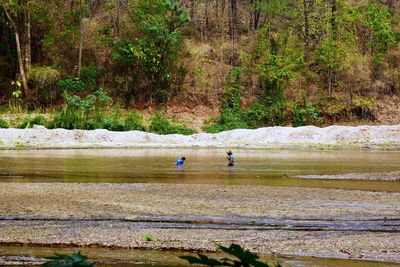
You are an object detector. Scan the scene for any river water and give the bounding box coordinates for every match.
[0,149,399,191]
[0,148,399,266]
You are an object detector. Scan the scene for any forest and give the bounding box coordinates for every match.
[0,0,399,133]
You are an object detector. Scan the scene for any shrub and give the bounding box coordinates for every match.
[292,103,322,127]
[291,96,322,127]
[204,112,248,133]
[124,110,146,131]
[50,107,80,129]
[242,101,267,129]
[57,76,86,92]
[19,115,48,128]
[50,88,111,129]
[144,234,154,241]
[149,112,195,135]
[0,118,9,128]
[204,67,250,133]
[317,96,348,122]
[263,100,289,126]
[113,0,189,103]
[352,96,376,120]
[29,66,61,86]
[29,66,61,105]
[101,117,125,131]
[80,66,100,89]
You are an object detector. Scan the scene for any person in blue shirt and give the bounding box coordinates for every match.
[226,150,234,166]
[176,157,186,167]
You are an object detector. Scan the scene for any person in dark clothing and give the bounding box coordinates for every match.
[226,151,234,166]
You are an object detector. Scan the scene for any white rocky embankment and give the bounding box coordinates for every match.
[0,124,400,149]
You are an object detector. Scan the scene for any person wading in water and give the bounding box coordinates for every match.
[176,157,186,167]
[226,151,234,167]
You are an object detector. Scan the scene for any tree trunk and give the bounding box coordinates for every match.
[229,0,237,43]
[249,0,254,30]
[189,0,196,25]
[3,2,30,98]
[24,7,31,72]
[329,0,337,95]
[331,0,337,41]
[204,0,209,41]
[115,0,120,35]
[253,0,261,30]
[78,0,84,77]
[15,29,30,98]
[303,0,310,61]
[254,10,261,30]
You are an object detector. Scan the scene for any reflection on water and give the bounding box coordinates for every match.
[0,148,399,192]
[0,245,398,267]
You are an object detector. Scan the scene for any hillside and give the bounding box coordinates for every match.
[1,0,400,132]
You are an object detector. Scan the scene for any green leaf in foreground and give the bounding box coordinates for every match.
[180,243,282,267]
[42,251,94,267]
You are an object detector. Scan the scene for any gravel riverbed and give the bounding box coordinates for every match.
[0,183,399,263]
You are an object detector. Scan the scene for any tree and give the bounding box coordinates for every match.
[115,0,189,103]
[364,1,395,79]
[1,0,31,98]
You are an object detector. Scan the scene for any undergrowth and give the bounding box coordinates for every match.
[149,112,196,135]
[204,67,323,133]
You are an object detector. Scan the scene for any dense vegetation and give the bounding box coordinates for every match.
[1,0,399,132]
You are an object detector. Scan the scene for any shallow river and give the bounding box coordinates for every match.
[0,148,399,191]
[0,148,399,266]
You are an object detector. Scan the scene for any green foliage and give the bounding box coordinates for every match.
[50,88,111,130]
[256,30,303,105]
[180,243,282,267]
[144,234,154,241]
[264,100,288,126]
[352,95,376,120]
[57,77,86,92]
[80,67,100,89]
[42,252,93,267]
[365,2,395,55]
[0,118,9,128]
[19,115,48,128]
[364,1,396,77]
[204,111,248,133]
[100,105,125,131]
[124,110,146,131]
[316,38,340,72]
[204,67,250,133]
[149,112,195,135]
[113,0,190,102]
[2,0,400,126]
[242,102,267,129]
[292,104,321,127]
[29,66,61,87]
[317,96,348,121]
[101,117,125,131]
[221,68,246,113]
[29,66,61,104]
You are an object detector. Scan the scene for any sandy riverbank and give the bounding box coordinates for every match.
[1,124,400,149]
[0,183,399,263]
